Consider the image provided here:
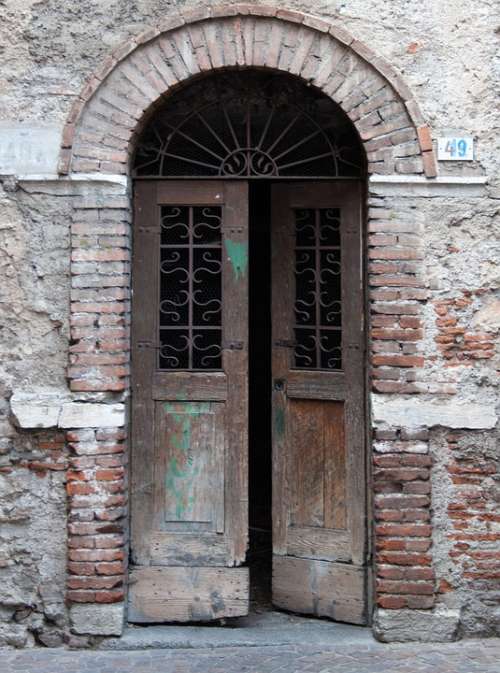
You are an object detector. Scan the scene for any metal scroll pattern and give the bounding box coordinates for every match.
[159,206,222,370]
[133,72,363,179]
[294,208,342,370]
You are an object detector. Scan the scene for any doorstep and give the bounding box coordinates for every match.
[99,610,374,650]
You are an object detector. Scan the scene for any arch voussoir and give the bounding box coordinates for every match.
[61,3,440,636]
[62,5,437,178]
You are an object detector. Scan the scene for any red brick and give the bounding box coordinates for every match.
[96,467,125,481]
[67,482,96,496]
[377,552,432,566]
[96,561,125,575]
[377,580,434,595]
[377,595,408,609]
[376,524,432,537]
[68,576,123,590]
[68,561,95,576]
[69,549,124,562]
[371,328,424,341]
[67,591,96,603]
[95,589,125,603]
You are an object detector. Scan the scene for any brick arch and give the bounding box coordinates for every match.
[64,4,439,632]
[60,4,437,177]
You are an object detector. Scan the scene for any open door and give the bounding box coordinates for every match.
[271,182,368,625]
[130,181,249,622]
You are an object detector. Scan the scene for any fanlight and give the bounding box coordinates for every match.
[133,71,364,178]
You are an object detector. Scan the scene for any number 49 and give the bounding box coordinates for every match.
[445,138,468,158]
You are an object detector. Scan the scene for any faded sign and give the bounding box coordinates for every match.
[0,124,61,175]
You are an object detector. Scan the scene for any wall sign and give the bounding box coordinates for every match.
[0,124,60,175]
[437,136,474,161]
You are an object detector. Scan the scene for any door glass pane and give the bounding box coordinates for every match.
[159,205,223,370]
[294,208,342,370]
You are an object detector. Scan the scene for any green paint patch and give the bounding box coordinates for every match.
[274,407,285,438]
[225,239,248,281]
[163,401,207,519]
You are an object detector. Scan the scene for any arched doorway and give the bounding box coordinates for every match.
[129,70,368,625]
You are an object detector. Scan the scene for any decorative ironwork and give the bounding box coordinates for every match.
[159,205,222,370]
[294,208,342,370]
[134,71,363,178]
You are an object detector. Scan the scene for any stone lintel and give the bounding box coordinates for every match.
[10,390,125,429]
[371,395,498,430]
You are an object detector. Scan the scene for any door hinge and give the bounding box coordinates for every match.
[136,340,156,350]
[274,339,296,349]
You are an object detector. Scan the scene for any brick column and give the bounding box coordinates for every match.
[368,192,437,624]
[66,186,131,636]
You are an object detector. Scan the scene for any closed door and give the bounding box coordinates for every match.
[271,182,368,624]
[129,181,249,622]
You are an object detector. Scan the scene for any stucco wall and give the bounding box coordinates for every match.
[0,0,498,646]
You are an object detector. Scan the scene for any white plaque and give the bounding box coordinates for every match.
[0,124,61,175]
[437,136,474,161]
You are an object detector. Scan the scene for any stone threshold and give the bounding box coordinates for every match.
[98,611,374,650]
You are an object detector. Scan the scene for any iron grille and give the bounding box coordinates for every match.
[159,205,223,370]
[133,71,363,179]
[294,208,342,370]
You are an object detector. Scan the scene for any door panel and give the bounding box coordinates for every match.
[130,181,249,622]
[272,556,365,624]
[128,566,249,623]
[271,182,368,624]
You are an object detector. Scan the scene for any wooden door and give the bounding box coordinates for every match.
[271,182,368,625]
[130,181,249,622]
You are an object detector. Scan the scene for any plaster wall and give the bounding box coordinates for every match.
[0,0,498,647]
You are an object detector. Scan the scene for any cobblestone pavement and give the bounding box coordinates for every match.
[1,639,500,673]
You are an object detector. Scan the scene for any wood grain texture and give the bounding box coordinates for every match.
[272,555,367,625]
[152,371,228,401]
[150,532,229,566]
[131,181,249,619]
[154,401,224,532]
[131,181,158,566]
[271,182,368,623]
[128,566,249,623]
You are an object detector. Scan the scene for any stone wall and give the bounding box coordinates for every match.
[0,180,71,646]
[0,0,498,646]
[369,185,499,640]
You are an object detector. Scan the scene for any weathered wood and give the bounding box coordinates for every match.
[128,566,249,623]
[222,182,249,565]
[272,556,367,625]
[290,399,325,528]
[271,184,294,556]
[152,371,228,401]
[150,532,229,566]
[156,181,226,205]
[154,401,225,532]
[131,181,249,621]
[131,182,158,566]
[270,182,368,624]
[324,402,347,530]
[286,371,345,400]
[286,526,351,562]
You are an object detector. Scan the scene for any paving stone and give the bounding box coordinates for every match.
[1,639,500,673]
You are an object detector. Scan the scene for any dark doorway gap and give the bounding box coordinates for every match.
[248,181,273,612]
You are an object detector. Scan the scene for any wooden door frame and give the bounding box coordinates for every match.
[128,176,372,624]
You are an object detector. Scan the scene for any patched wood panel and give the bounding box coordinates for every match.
[289,399,346,531]
[128,566,249,623]
[272,556,366,624]
[154,401,224,532]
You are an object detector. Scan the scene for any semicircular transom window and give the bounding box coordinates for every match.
[133,71,365,178]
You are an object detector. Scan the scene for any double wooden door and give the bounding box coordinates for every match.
[130,180,368,624]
